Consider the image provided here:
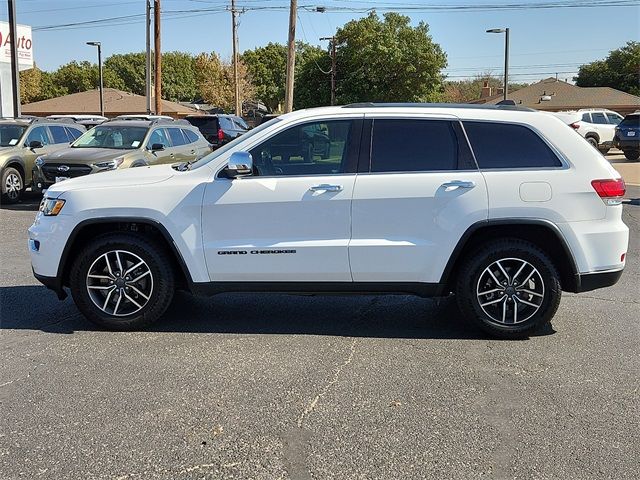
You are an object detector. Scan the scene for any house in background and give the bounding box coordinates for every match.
[471,77,640,115]
[21,88,198,119]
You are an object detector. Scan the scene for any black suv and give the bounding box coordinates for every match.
[613,112,640,161]
[184,114,249,149]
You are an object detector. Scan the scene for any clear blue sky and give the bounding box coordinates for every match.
[2,0,639,83]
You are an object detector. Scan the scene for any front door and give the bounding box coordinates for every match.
[201,118,361,282]
[145,128,174,165]
[350,116,489,284]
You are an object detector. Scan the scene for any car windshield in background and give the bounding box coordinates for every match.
[620,114,640,127]
[0,125,27,147]
[72,126,148,149]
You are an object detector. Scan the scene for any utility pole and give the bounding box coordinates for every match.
[503,27,510,101]
[154,0,162,114]
[284,0,297,113]
[8,0,21,118]
[145,0,152,114]
[231,0,241,116]
[320,36,336,106]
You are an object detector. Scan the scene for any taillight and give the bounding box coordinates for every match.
[591,178,626,205]
[570,122,580,130]
[217,128,224,141]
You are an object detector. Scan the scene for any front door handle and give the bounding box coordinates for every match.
[309,184,343,192]
[441,180,475,191]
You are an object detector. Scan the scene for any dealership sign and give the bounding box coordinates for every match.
[0,22,33,69]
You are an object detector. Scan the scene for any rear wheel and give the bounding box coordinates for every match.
[586,136,599,149]
[455,239,561,339]
[69,233,175,330]
[623,150,639,161]
[2,167,24,204]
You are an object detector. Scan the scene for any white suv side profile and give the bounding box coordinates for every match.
[560,108,624,154]
[28,104,629,339]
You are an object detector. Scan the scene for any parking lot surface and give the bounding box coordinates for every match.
[1,186,639,480]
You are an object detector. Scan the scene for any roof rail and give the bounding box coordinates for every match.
[341,102,536,112]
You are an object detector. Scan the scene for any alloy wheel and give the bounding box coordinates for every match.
[5,172,22,200]
[476,257,545,325]
[86,250,154,317]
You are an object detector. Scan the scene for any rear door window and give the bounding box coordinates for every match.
[369,119,473,172]
[219,117,235,132]
[591,112,608,125]
[463,121,562,169]
[65,127,84,141]
[49,125,70,144]
[167,128,187,146]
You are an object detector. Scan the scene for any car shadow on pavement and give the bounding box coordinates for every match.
[0,286,555,340]
[0,192,41,211]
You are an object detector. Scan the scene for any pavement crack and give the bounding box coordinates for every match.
[567,295,640,305]
[297,337,358,428]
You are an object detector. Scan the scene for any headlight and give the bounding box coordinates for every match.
[35,156,45,167]
[94,156,124,170]
[39,198,65,216]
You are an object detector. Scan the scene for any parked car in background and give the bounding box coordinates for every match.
[613,111,640,161]
[184,114,249,149]
[555,108,623,154]
[115,114,175,121]
[47,115,108,129]
[31,118,210,192]
[0,118,86,203]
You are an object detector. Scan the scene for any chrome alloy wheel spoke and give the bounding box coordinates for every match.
[86,250,153,317]
[476,257,545,325]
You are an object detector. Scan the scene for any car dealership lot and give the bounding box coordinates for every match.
[1,187,639,479]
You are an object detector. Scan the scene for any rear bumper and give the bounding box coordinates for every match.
[613,137,639,150]
[574,269,623,293]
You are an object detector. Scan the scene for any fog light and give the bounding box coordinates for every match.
[29,239,40,252]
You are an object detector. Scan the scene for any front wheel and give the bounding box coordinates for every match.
[2,167,24,204]
[69,233,175,330]
[455,239,561,339]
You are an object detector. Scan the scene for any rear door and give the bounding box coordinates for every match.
[590,111,615,143]
[166,127,189,163]
[350,115,488,284]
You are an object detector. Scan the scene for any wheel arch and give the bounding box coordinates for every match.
[584,131,600,143]
[440,219,580,293]
[59,218,194,292]
[3,157,26,181]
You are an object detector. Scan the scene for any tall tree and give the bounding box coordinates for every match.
[575,41,640,96]
[161,51,198,102]
[19,66,43,104]
[50,60,124,94]
[294,43,331,109]
[334,12,447,104]
[104,53,147,96]
[242,43,287,112]
[195,53,253,112]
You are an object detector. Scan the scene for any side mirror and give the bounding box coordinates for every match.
[225,151,253,178]
[151,143,165,151]
[29,140,44,149]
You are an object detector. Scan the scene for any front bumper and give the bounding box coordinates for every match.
[574,269,624,293]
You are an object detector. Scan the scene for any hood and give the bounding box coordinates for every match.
[44,147,138,164]
[45,163,175,196]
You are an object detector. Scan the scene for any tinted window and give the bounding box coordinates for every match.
[463,121,562,169]
[606,113,622,125]
[0,124,26,147]
[65,127,84,141]
[591,112,608,124]
[147,128,170,148]
[49,125,70,144]
[182,129,200,143]
[25,126,50,146]
[219,117,235,131]
[370,119,464,172]
[620,114,639,127]
[249,120,352,176]
[168,128,186,146]
[233,116,249,130]
[581,113,591,122]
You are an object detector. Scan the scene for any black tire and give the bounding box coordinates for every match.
[623,150,639,161]
[69,233,175,330]
[586,136,599,149]
[455,239,561,339]
[1,167,24,204]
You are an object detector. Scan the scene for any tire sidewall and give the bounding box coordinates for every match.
[2,167,24,204]
[70,234,174,330]
[457,242,561,337]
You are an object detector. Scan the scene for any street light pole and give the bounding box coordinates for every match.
[486,27,509,101]
[86,42,104,116]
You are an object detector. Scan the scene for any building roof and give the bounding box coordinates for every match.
[472,77,640,114]
[21,88,198,118]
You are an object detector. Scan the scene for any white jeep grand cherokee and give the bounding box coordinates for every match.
[28,104,629,338]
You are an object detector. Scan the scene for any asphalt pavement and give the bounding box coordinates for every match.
[1,186,639,480]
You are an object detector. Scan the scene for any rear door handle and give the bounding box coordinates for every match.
[441,180,475,191]
[309,184,343,192]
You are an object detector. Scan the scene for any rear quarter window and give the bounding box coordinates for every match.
[463,121,562,169]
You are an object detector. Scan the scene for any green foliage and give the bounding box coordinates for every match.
[575,41,640,96]
[104,53,147,96]
[334,12,447,104]
[444,74,528,103]
[161,51,198,102]
[242,43,287,112]
[294,43,331,109]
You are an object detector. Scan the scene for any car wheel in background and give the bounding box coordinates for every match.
[69,233,175,330]
[455,239,561,339]
[586,137,599,149]
[598,147,610,155]
[1,167,24,204]
[623,150,639,161]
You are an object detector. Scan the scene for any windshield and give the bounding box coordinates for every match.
[72,125,148,149]
[0,125,27,147]
[189,117,281,170]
